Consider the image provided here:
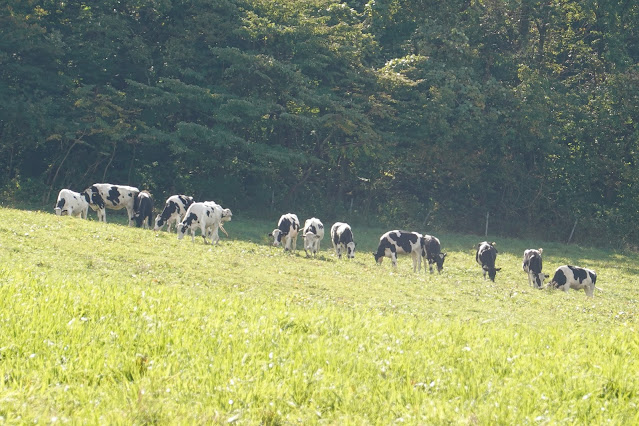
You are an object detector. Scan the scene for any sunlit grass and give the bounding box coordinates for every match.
[0,207,637,423]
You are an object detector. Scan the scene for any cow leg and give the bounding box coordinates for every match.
[429,259,434,274]
[391,251,398,268]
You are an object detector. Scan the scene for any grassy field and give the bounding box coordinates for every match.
[0,206,637,424]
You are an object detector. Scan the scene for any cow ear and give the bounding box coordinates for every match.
[268,233,273,237]
[495,267,502,271]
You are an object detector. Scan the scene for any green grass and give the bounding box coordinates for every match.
[0,207,637,424]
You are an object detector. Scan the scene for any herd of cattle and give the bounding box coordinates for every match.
[54,183,601,298]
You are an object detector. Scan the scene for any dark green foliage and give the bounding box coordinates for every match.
[1,0,638,247]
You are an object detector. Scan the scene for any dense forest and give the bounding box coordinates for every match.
[1,0,638,247]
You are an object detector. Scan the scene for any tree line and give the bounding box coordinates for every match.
[1,0,638,247]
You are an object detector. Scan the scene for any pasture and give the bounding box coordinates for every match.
[0,207,637,424]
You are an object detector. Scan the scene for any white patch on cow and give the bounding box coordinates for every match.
[84,183,140,225]
[54,189,89,219]
[330,222,356,259]
[177,201,230,245]
[269,213,300,252]
[302,217,324,257]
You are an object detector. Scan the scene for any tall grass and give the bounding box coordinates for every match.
[0,207,637,424]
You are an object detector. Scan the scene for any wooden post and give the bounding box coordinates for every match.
[485,211,489,237]
[349,198,354,214]
[568,218,578,243]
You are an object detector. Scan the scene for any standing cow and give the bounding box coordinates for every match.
[84,183,140,225]
[154,195,195,232]
[330,222,356,259]
[54,189,90,219]
[522,248,547,288]
[177,201,231,244]
[132,191,153,229]
[476,241,500,281]
[422,235,446,274]
[373,230,423,272]
[549,265,599,297]
[302,217,324,257]
[269,213,300,252]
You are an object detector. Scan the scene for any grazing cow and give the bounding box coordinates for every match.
[302,217,324,257]
[132,191,153,229]
[373,230,423,272]
[54,189,90,219]
[269,213,300,252]
[154,195,195,232]
[550,265,599,297]
[476,241,501,281]
[522,248,547,288]
[422,235,446,273]
[177,201,232,244]
[203,201,232,243]
[330,222,356,259]
[84,183,140,224]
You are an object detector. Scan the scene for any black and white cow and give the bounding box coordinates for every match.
[373,230,423,272]
[476,241,500,281]
[154,195,195,232]
[84,183,140,224]
[302,217,324,257]
[268,213,300,252]
[422,235,446,273]
[177,201,232,244]
[54,189,90,219]
[132,191,153,229]
[549,265,599,297]
[522,248,547,288]
[330,222,356,259]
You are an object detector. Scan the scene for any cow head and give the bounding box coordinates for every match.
[485,266,501,282]
[176,222,188,240]
[534,272,549,289]
[346,242,356,259]
[221,208,232,222]
[435,252,447,273]
[373,251,384,264]
[269,229,285,246]
[303,232,320,252]
[154,214,165,231]
[54,197,66,216]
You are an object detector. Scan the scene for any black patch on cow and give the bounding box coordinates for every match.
[552,269,567,288]
[107,186,121,206]
[527,252,542,275]
[206,209,211,217]
[158,200,178,226]
[177,195,194,210]
[82,192,90,203]
[568,265,588,283]
[588,271,597,285]
[337,227,353,245]
[183,212,197,227]
[279,218,293,234]
[307,224,317,235]
[388,231,418,253]
[88,186,105,209]
[56,198,66,209]
[476,242,498,281]
[133,192,153,227]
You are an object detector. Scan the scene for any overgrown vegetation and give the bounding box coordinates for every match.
[0,207,637,423]
[1,1,638,246]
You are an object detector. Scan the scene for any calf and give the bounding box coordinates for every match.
[522,248,547,288]
[476,241,500,281]
[54,189,90,219]
[302,217,324,257]
[177,202,231,244]
[132,191,153,229]
[422,235,446,273]
[373,230,423,272]
[154,195,194,232]
[330,222,356,259]
[550,265,598,297]
[84,183,140,224]
[269,213,300,252]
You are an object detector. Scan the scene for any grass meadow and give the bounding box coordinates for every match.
[0,206,637,424]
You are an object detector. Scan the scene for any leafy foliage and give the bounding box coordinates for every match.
[1,0,638,246]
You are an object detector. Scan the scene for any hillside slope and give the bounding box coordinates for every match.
[0,208,637,424]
